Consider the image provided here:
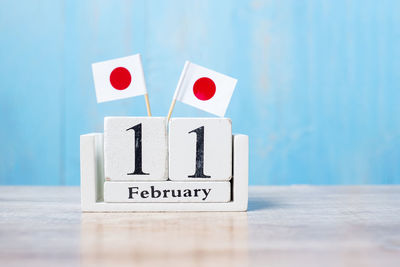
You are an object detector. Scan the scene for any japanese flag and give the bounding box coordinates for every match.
[173,61,237,117]
[92,54,147,103]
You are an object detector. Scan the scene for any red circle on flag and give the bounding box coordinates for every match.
[193,77,216,101]
[110,67,131,90]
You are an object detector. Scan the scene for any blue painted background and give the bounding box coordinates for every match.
[1,0,399,185]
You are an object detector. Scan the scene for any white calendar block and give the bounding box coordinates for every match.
[104,117,168,181]
[169,118,232,181]
[80,133,104,207]
[104,181,231,203]
[80,133,248,211]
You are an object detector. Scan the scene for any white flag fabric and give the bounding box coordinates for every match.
[92,54,147,103]
[173,61,237,117]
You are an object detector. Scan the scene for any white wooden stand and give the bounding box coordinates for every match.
[80,133,248,212]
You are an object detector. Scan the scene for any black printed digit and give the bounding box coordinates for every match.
[188,126,211,178]
[126,123,149,175]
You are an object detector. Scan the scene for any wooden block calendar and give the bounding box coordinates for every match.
[80,117,248,212]
[169,118,232,181]
[104,117,168,181]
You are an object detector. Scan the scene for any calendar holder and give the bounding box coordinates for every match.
[80,133,248,212]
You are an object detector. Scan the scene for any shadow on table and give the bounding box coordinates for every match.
[80,212,249,267]
[248,197,285,211]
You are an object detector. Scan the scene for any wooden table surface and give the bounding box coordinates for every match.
[0,186,399,267]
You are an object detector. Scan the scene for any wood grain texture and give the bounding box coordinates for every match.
[0,186,399,267]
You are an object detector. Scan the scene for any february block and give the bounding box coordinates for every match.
[104,181,231,203]
[169,118,232,181]
[104,117,168,181]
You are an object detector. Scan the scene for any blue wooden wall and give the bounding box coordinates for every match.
[1,0,399,185]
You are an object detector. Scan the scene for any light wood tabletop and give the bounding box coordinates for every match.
[0,186,399,267]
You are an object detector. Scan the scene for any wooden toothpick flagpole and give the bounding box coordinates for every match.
[166,98,176,122]
[167,61,190,122]
[144,93,152,116]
